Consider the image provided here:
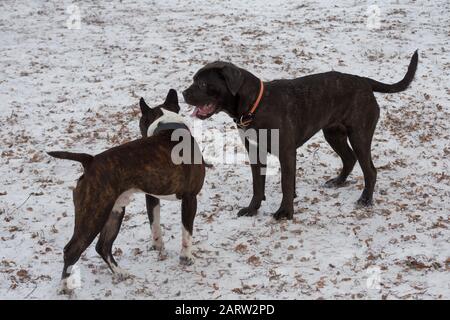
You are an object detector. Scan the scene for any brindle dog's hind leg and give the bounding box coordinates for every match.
[61,205,112,294]
[95,207,130,280]
[323,125,356,188]
[180,194,197,265]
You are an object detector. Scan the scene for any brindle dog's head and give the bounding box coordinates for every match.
[182,61,246,120]
[139,89,181,137]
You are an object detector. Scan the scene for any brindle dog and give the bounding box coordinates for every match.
[48,90,205,293]
[183,51,418,220]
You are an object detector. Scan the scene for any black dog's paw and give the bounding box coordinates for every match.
[272,208,293,220]
[237,207,258,217]
[324,177,347,188]
[356,197,373,208]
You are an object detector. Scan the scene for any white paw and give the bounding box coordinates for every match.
[59,279,75,296]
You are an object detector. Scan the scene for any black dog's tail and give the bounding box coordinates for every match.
[47,151,93,170]
[365,50,418,93]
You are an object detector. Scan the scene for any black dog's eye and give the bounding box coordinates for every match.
[198,81,207,89]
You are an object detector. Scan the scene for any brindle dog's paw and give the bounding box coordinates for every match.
[237,207,258,217]
[324,177,347,188]
[58,287,74,296]
[58,279,75,296]
[157,249,168,261]
[356,197,373,208]
[179,255,195,266]
[272,208,294,220]
[149,243,164,251]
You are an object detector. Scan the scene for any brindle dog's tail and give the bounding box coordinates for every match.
[365,50,418,93]
[47,151,93,170]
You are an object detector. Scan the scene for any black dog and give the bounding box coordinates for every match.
[183,51,418,220]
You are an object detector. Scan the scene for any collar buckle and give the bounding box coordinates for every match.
[235,113,255,128]
[235,79,264,128]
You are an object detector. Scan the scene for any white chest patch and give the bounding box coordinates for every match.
[147,108,187,137]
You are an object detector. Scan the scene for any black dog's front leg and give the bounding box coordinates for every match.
[237,140,267,217]
[273,148,296,220]
[237,162,266,217]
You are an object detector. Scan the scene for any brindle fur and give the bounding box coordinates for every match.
[48,90,205,289]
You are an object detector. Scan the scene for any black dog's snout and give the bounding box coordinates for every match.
[182,89,190,99]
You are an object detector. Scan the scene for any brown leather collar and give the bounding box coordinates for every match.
[235,79,264,128]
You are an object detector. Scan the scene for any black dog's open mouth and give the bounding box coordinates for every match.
[190,103,217,119]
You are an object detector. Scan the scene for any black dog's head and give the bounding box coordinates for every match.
[182,61,245,120]
[139,89,181,137]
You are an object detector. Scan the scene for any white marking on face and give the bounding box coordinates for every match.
[180,226,193,259]
[147,108,186,137]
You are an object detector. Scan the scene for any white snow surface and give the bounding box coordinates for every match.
[0,0,449,299]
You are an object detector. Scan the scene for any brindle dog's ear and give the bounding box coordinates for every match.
[221,65,243,96]
[140,97,151,115]
[162,89,180,113]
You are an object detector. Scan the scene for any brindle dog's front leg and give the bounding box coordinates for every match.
[273,146,296,220]
[146,195,163,252]
[237,137,267,217]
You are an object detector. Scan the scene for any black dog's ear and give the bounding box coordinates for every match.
[162,89,180,113]
[221,65,243,96]
[140,97,151,115]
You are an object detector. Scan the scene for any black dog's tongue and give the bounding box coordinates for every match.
[191,106,201,118]
[191,104,215,118]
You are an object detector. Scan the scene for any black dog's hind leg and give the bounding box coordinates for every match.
[348,101,379,207]
[273,145,296,220]
[323,125,356,187]
[95,207,127,278]
[145,195,163,251]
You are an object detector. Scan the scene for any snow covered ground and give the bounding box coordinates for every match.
[0,0,449,299]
